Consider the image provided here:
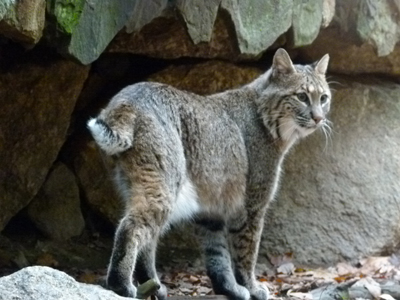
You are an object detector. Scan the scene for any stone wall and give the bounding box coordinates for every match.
[0,0,400,268]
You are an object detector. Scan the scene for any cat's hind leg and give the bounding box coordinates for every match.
[107,160,172,297]
[196,219,250,300]
[135,239,168,300]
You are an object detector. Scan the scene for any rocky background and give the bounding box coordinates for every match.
[0,0,400,278]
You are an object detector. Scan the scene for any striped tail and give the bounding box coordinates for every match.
[87,118,133,155]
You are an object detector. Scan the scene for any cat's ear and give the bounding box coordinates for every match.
[272,48,296,75]
[313,54,330,75]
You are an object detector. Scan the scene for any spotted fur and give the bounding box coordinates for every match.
[87,49,331,300]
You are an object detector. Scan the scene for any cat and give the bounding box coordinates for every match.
[87,48,331,300]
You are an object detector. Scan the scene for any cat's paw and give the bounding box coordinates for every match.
[250,282,269,300]
[107,273,137,298]
[235,284,251,300]
[155,283,168,300]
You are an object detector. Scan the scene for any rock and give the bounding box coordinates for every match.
[261,77,400,265]
[0,52,89,232]
[110,0,334,60]
[125,0,168,33]
[0,0,45,44]
[47,0,136,64]
[299,27,400,75]
[291,0,324,47]
[108,10,241,61]
[0,266,130,300]
[148,60,262,95]
[356,0,400,57]
[220,0,292,56]
[26,162,85,241]
[73,137,122,225]
[176,0,220,44]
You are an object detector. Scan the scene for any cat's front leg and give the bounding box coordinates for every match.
[229,209,269,300]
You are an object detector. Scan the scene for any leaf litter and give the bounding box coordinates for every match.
[154,254,400,299]
[36,253,400,300]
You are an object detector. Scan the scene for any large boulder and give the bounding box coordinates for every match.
[0,266,129,300]
[148,60,262,95]
[0,52,89,232]
[108,10,242,61]
[27,162,85,241]
[73,137,122,225]
[299,27,400,75]
[109,0,335,60]
[299,0,400,75]
[261,77,400,265]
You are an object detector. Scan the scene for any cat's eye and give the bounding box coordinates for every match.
[297,93,308,102]
[320,94,328,104]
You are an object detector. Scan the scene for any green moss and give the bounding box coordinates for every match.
[49,0,85,34]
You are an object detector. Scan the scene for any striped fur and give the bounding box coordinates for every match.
[87,49,331,300]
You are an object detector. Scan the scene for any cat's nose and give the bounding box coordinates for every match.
[312,115,324,124]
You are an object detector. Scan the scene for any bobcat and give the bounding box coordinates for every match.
[87,48,331,300]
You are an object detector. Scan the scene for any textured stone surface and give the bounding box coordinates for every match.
[261,77,400,266]
[299,27,400,75]
[108,11,241,60]
[0,266,130,300]
[27,162,85,241]
[110,0,335,60]
[0,0,45,44]
[292,0,324,47]
[220,0,292,56]
[125,0,168,33]
[148,60,262,95]
[356,0,400,57]
[0,55,89,232]
[176,0,221,44]
[47,0,136,64]
[73,137,122,225]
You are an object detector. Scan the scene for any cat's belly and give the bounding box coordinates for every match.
[168,179,200,224]
[167,176,246,225]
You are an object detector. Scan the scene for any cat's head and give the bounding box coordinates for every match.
[258,48,331,145]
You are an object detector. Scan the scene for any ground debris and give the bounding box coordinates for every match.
[159,255,400,299]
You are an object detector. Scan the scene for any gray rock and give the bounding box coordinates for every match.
[48,0,136,64]
[176,0,220,44]
[261,77,400,265]
[220,0,293,56]
[298,27,400,75]
[0,266,130,300]
[125,0,168,33]
[357,0,400,57]
[0,57,89,232]
[27,162,85,241]
[292,0,324,47]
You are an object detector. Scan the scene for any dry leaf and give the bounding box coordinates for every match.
[287,291,313,300]
[336,262,359,276]
[36,253,59,267]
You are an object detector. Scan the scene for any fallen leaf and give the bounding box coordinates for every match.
[36,253,58,267]
[336,262,359,276]
[287,291,313,300]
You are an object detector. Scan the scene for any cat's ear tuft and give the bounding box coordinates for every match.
[272,48,296,75]
[313,54,330,75]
